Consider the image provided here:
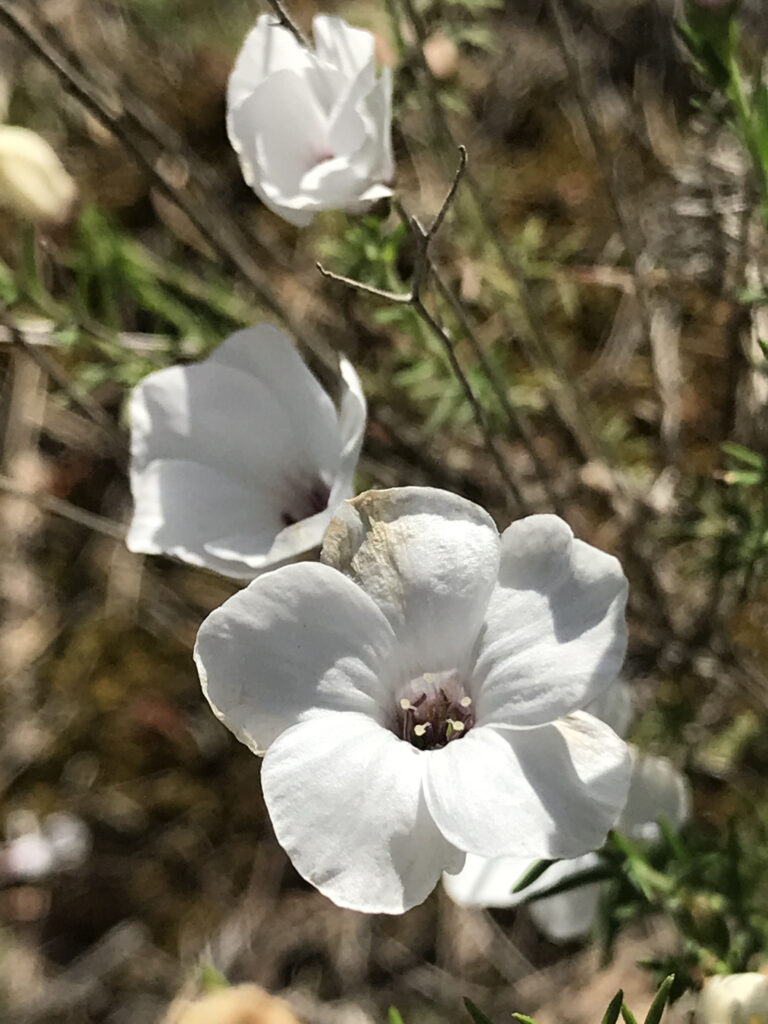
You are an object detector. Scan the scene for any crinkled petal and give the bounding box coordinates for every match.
[321,487,500,676]
[227,15,318,111]
[620,751,691,840]
[194,562,398,754]
[312,16,375,82]
[262,712,464,913]
[473,515,628,728]
[127,458,283,578]
[424,712,631,859]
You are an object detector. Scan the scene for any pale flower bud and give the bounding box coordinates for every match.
[164,984,300,1024]
[695,973,768,1024]
[0,125,77,224]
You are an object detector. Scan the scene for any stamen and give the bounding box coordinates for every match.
[393,671,475,750]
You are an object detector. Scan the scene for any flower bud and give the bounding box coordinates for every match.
[695,973,768,1024]
[0,125,77,224]
[164,984,300,1024]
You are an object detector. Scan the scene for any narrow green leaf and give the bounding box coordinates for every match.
[464,997,496,1024]
[388,1009,406,1024]
[601,990,624,1024]
[621,1002,639,1024]
[522,865,612,903]
[511,859,555,893]
[721,442,765,469]
[199,963,229,992]
[644,975,675,1024]
[512,1014,539,1024]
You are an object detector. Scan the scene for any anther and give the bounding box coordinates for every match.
[459,696,472,707]
[413,723,430,737]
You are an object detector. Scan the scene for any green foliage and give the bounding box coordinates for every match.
[596,819,768,981]
[463,975,675,1024]
[680,2,768,223]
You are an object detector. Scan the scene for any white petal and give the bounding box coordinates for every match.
[209,325,341,476]
[262,712,463,913]
[443,852,532,908]
[527,854,603,943]
[227,15,317,111]
[321,487,500,676]
[620,751,691,840]
[130,360,306,483]
[194,562,397,754]
[585,677,633,737]
[337,356,366,474]
[312,16,375,82]
[127,458,283,578]
[696,974,768,1024]
[298,154,368,208]
[473,515,628,728]
[424,712,631,859]
[228,70,329,203]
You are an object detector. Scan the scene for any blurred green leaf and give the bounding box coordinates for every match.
[464,998,496,1024]
[601,990,624,1024]
[644,975,675,1024]
[511,858,555,893]
[388,1009,406,1024]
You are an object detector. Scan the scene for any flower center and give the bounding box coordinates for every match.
[281,477,331,528]
[394,671,474,751]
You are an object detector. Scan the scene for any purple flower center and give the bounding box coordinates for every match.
[280,478,331,528]
[394,672,474,751]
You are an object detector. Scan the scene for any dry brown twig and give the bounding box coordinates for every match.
[318,148,526,513]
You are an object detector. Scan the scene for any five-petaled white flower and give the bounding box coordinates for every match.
[444,733,690,942]
[195,487,632,914]
[127,324,365,579]
[227,14,394,226]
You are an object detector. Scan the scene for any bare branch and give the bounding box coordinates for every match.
[318,151,525,511]
[264,0,311,49]
[316,264,411,304]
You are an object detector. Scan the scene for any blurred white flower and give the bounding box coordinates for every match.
[227,14,393,226]
[195,488,631,914]
[0,125,77,224]
[695,973,768,1024]
[1,811,90,882]
[127,324,366,579]
[443,740,690,943]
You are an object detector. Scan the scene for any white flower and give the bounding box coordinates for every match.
[443,738,691,943]
[695,973,768,1024]
[227,14,394,226]
[127,324,366,579]
[195,487,632,914]
[0,125,77,224]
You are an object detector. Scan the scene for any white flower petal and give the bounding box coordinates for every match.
[127,458,283,578]
[194,563,397,754]
[696,974,768,1024]
[443,852,532,909]
[208,325,341,475]
[473,515,628,728]
[227,15,316,110]
[620,752,691,840]
[262,712,463,913]
[585,676,633,737]
[321,487,500,675]
[338,356,366,473]
[130,360,304,481]
[229,69,329,206]
[527,854,603,942]
[312,16,375,82]
[424,712,631,859]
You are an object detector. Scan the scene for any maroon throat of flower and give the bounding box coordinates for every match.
[280,477,331,528]
[395,681,475,751]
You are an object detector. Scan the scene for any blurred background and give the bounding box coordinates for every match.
[1,0,768,1021]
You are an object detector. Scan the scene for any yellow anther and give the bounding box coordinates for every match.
[460,696,472,707]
